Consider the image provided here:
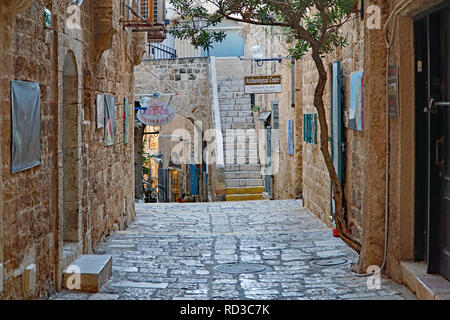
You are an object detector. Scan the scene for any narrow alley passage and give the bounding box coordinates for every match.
[50,200,415,300]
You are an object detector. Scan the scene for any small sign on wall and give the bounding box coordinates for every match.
[136,102,176,126]
[388,65,399,118]
[245,75,282,94]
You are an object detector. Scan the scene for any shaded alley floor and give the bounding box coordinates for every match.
[50,200,415,300]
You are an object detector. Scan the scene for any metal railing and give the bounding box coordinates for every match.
[144,42,177,60]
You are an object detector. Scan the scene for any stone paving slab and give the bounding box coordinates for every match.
[50,200,416,300]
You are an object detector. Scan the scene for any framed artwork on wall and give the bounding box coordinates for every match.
[104,94,115,146]
[288,120,294,155]
[11,80,41,173]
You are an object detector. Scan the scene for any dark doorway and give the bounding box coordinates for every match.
[414,4,450,280]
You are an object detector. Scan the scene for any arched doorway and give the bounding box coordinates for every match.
[62,52,81,243]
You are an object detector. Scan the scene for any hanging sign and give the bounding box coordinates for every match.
[244,75,282,94]
[137,102,176,126]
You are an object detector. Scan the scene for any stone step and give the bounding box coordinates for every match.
[224,136,258,144]
[218,92,249,99]
[225,164,262,172]
[219,104,252,111]
[225,178,264,187]
[220,116,254,124]
[225,150,259,159]
[219,111,253,117]
[225,194,263,201]
[219,98,251,105]
[225,186,265,195]
[223,142,258,150]
[225,157,260,165]
[400,261,450,300]
[62,255,112,293]
[231,123,255,130]
[225,171,262,179]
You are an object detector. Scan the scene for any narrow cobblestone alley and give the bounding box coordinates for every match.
[50,200,415,300]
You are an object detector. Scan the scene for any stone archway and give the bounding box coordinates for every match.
[62,52,82,243]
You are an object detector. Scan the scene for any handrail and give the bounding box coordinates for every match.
[145,43,177,60]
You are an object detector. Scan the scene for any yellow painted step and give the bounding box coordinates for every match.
[225,187,265,195]
[226,194,263,201]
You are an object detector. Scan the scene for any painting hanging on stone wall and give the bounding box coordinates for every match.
[124,97,129,144]
[104,94,115,146]
[96,94,104,129]
[349,70,364,131]
[11,80,41,173]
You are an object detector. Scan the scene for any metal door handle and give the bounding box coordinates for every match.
[435,101,450,107]
[436,137,444,167]
[425,99,450,113]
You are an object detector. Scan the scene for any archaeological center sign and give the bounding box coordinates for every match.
[137,102,176,126]
[244,75,282,94]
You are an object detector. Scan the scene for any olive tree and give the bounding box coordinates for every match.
[169,0,361,252]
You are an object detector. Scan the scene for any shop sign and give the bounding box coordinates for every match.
[137,102,176,126]
[244,75,282,94]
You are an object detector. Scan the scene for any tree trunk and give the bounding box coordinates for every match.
[311,49,361,253]
[134,123,146,200]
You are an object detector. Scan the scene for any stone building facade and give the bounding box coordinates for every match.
[287,0,450,298]
[0,0,146,299]
[134,57,212,201]
[239,0,449,298]
[243,25,303,201]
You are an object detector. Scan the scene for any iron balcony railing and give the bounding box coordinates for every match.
[145,42,177,60]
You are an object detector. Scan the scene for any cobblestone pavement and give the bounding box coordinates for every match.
[50,200,415,300]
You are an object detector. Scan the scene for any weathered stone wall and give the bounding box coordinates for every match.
[134,57,212,201]
[358,0,446,283]
[0,0,141,299]
[243,25,302,200]
[134,58,210,125]
[287,0,446,287]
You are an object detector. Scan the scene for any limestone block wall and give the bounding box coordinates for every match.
[0,0,140,299]
[243,25,302,200]
[303,16,365,232]
[135,58,210,125]
[134,58,212,200]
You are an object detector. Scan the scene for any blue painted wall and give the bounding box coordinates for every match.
[202,30,244,57]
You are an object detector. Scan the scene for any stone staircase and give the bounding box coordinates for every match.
[217,79,264,201]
